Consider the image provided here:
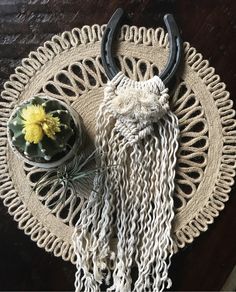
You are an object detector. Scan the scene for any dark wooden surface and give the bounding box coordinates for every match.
[0,0,236,291]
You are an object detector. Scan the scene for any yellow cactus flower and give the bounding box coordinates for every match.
[21,105,61,144]
[24,124,43,144]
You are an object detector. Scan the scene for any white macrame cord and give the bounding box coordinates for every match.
[73,72,179,292]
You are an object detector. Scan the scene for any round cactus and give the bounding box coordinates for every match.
[8,96,76,163]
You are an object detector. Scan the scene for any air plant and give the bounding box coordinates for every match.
[34,150,113,210]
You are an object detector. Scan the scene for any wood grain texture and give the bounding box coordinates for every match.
[0,0,236,290]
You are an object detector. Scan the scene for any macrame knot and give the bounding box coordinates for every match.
[73,74,179,292]
[115,119,153,145]
[110,87,169,122]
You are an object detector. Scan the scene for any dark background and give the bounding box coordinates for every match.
[0,0,236,291]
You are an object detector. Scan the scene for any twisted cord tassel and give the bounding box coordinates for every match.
[73,73,179,292]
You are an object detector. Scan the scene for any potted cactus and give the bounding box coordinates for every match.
[7,95,83,168]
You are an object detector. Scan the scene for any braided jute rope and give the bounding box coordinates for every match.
[0,24,236,265]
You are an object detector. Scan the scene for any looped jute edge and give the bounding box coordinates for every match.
[0,24,236,264]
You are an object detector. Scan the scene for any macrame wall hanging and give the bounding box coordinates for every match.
[0,7,236,292]
[73,72,179,291]
[73,10,180,292]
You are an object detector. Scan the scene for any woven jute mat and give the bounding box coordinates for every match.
[0,24,236,264]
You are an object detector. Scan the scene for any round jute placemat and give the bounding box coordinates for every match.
[0,25,236,264]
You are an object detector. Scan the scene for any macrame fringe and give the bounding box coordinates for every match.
[0,25,235,265]
[72,73,176,291]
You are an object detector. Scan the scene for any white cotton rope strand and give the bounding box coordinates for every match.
[73,72,179,292]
